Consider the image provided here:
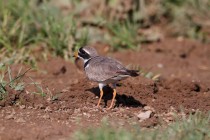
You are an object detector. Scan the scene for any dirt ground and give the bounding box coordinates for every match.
[0,38,210,140]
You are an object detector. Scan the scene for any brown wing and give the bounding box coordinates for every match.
[85,56,128,82]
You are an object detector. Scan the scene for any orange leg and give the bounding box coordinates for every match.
[107,89,116,110]
[97,89,103,107]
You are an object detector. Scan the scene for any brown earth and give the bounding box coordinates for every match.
[0,38,210,140]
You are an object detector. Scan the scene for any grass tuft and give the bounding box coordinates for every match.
[73,112,210,140]
[0,0,209,64]
[127,64,160,81]
[0,66,30,100]
[107,20,140,50]
[0,0,88,63]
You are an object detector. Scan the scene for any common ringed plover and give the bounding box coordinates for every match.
[74,46,138,109]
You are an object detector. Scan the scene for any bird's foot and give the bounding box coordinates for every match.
[107,105,113,110]
[96,105,100,108]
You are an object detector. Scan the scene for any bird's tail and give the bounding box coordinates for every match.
[126,70,139,77]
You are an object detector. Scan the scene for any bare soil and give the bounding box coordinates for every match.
[0,38,210,140]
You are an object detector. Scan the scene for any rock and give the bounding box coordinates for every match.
[43,114,50,119]
[45,106,53,112]
[72,79,79,84]
[61,89,69,93]
[157,63,163,68]
[5,114,14,120]
[19,105,26,109]
[144,106,155,112]
[28,106,33,109]
[34,104,45,109]
[137,110,152,120]
[16,118,26,123]
[83,112,91,118]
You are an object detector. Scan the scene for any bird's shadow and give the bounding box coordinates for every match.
[86,85,145,108]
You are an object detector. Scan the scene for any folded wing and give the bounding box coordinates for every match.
[85,56,138,82]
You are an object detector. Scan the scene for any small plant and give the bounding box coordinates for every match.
[46,87,58,101]
[127,64,160,81]
[74,120,134,140]
[29,77,46,97]
[0,64,55,101]
[160,0,210,41]
[72,28,89,52]
[0,66,30,100]
[34,3,76,58]
[0,0,37,50]
[107,20,141,50]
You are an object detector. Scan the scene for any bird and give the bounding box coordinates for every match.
[73,46,139,109]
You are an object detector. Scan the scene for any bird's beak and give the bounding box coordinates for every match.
[73,51,78,58]
[73,51,81,69]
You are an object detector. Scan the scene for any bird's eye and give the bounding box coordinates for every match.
[79,48,86,54]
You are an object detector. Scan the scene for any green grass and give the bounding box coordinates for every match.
[107,20,141,51]
[73,112,210,140]
[0,65,50,100]
[0,0,209,65]
[0,65,29,100]
[161,0,210,41]
[127,64,160,81]
[0,0,88,64]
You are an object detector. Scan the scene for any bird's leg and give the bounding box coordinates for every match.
[97,89,103,107]
[97,83,105,107]
[108,83,117,110]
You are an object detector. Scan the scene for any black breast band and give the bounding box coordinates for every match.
[84,59,91,69]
